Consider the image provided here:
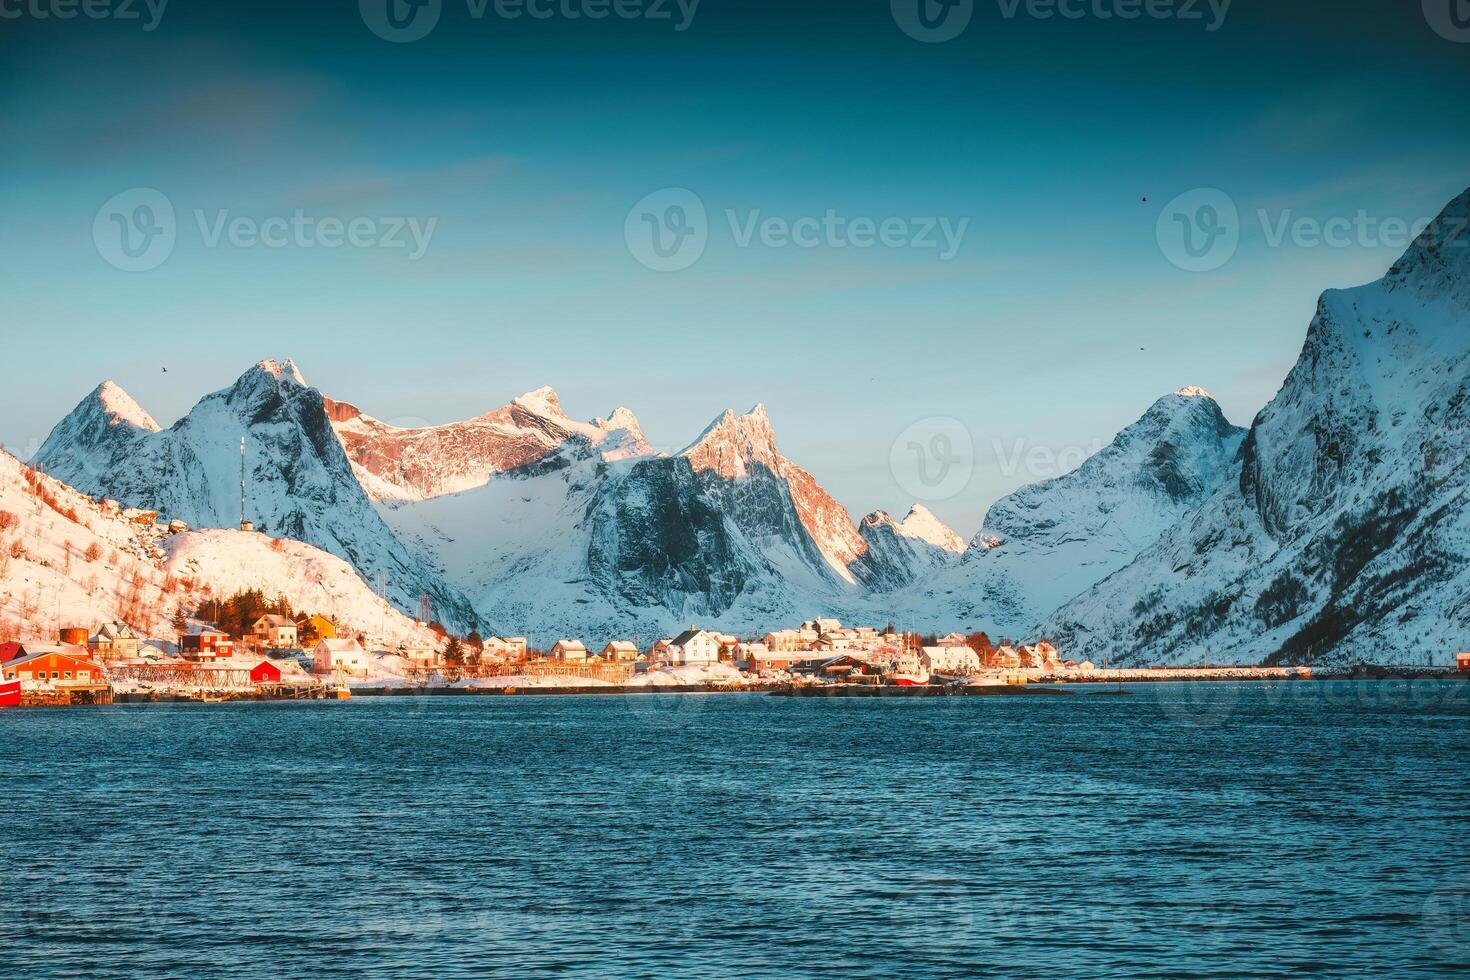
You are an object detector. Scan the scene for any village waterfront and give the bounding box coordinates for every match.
[7,682,1470,978]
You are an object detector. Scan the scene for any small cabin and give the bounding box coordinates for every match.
[314,638,367,677]
[1458,652,1470,672]
[550,640,588,662]
[601,641,638,663]
[250,660,282,685]
[251,615,299,651]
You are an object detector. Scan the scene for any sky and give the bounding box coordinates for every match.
[2,0,1468,534]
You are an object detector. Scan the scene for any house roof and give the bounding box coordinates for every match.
[602,641,637,652]
[0,642,25,663]
[316,638,364,653]
[97,622,138,640]
[254,615,295,629]
[5,650,101,671]
[553,639,587,650]
[670,628,713,646]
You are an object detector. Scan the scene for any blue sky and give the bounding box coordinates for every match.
[2,0,1468,532]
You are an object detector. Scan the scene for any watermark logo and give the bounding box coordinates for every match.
[94,188,176,272]
[93,189,439,270]
[361,0,700,42]
[892,0,974,43]
[0,0,169,31]
[360,0,442,43]
[996,0,1231,31]
[625,188,708,272]
[1158,187,1465,273]
[1424,0,1470,42]
[890,417,974,501]
[1156,187,1239,273]
[1424,875,1470,962]
[625,189,969,271]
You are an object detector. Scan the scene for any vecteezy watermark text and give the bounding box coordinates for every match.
[0,0,167,30]
[625,189,969,272]
[1156,187,1468,273]
[892,0,1230,42]
[194,210,437,259]
[360,0,699,43]
[93,188,437,272]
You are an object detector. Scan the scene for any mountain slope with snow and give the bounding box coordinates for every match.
[34,360,480,631]
[681,405,871,591]
[328,386,652,501]
[895,388,1246,638]
[1042,187,1470,665]
[0,448,434,647]
[855,505,966,591]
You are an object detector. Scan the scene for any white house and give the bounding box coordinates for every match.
[314,638,368,677]
[601,641,639,663]
[922,645,980,675]
[399,643,439,669]
[91,621,140,659]
[252,615,299,651]
[550,639,588,662]
[763,630,802,653]
[501,637,528,659]
[658,627,722,665]
[935,632,969,648]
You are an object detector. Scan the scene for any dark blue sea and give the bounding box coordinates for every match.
[7,681,1470,978]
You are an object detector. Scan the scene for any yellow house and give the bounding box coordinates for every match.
[298,615,339,642]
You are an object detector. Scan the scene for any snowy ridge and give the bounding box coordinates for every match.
[855,506,966,591]
[681,404,869,589]
[329,386,653,501]
[35,360,480,631]
[892,388,1246,639]
[0,448,432,647]
[1041,185,1470,666]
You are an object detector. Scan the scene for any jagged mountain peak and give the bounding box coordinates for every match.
[1385,186,1470,306]
[90,380,160,433]
[682,403,780,473]
[1174,385,1213,399]
[251,357,308,386]
[897,504,966,553]
[511,385,565,418]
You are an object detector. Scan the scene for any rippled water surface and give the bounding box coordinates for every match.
[7,681,1470,978]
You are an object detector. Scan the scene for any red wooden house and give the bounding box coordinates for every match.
[250,660,282,684]
[2,650,105,686]
[181,627,234,661]
[0,642,25,664]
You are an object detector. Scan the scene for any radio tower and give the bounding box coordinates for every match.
[239,436,254,532]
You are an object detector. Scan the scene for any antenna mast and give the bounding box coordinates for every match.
[239,436,252,532]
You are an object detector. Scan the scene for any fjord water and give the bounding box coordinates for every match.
[8,683,1469,978]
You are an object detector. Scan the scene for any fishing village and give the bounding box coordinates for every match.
[4,606,1459,710]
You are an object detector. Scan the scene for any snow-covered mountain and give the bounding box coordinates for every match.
[855,505,966,591]
[895,388,1246,638]
[328,386,652,501]
[34,360,480,631]
[0,448,434,647]
[375,402,960,643]
[680,405,872,591]
[1042,187,1470,666]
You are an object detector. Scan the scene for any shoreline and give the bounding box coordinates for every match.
[37,665,1470,707]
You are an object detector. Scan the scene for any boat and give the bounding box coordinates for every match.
[0,680,20,708]
[889,672,930,687]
